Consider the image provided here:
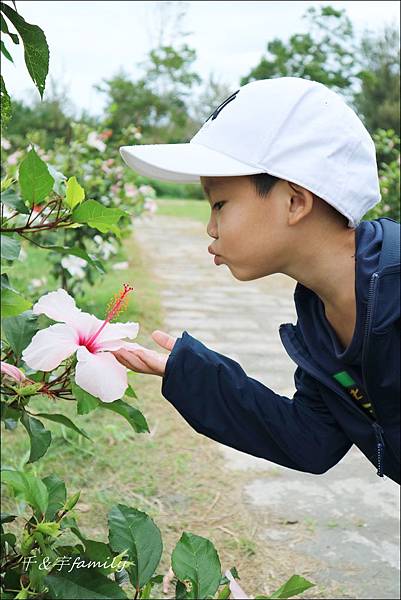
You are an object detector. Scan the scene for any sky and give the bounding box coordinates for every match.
[2,0,400,117]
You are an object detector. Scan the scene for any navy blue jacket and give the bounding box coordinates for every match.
[162,218,400,484]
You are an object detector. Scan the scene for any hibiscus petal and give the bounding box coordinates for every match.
[75,347,128,402]
[97,340,143,352]
[95,321,139,345]
[32,288,83,325]
[22,324,79,371]
[224,570,250,600]
[1,361,26,382]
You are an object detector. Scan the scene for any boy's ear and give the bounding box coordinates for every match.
[287,182,314,226]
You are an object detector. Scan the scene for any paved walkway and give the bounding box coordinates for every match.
[134,213,400,599]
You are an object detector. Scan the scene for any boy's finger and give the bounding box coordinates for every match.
[151,330,177,351]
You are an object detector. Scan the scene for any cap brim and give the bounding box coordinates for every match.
[119,142,262,183]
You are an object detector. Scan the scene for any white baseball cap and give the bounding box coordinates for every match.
[119,77,381,228]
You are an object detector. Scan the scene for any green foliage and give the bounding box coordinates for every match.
[364,129,400,222]
[172,532,222,599]
[240,6,357,95]
[108,505,163,589]
[353,26,400,136]
[18,147,54,206]
[72,199,129,235]
[0,1,49,130]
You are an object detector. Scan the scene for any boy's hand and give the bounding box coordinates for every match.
[112,330,177,377]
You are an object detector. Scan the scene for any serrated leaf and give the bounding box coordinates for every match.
[0,3,49,99]
[65,176,85,209]
[1,74,11,129]
[19,148,54,206]
[2,310,38,358]
[34,412,91,440]
[1,288,32,317]
[1,233,21,260]
[171,532,221,599]
[72,200,128,234]
[100,399,149,433]
[108,504,162,589]
[20,412,52,463]
[0,469,49,516]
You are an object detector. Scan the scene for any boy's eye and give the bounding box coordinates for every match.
[212,201,225,211]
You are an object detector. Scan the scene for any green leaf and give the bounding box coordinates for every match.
[18,148,54,206]
[2,310,38,358]
[34,412,91,440]
[44,564,129,599]
[0,402,22,431]
[20,412,52,463]
[100,399,149,434]
[0,469,49,516]
[0,188,30,214]
[1,288,32,318]
[46,245,105,274]
[108,504,163,589]
[65,176,85,209]
[0,233,21,260]
[0,12,19,43]
[268,575,315,599]
[125,383,137,399]
[47,164,67,195]
[42,474,67,521]
[1,74,11,129]
[1,39,13,62]
[71,381,100,415]
[72,200,128,235]
[82,539,118,576]
[171,532,222,599]
[0,3,49,99]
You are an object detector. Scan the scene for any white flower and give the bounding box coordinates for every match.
[22,287,140,402]
[87,132,106,152]
[1,138,11,150]
[61,256,87,279]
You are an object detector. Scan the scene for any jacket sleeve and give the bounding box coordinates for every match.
[161,331,353,475]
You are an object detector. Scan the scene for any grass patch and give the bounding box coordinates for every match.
[155,198,210,224]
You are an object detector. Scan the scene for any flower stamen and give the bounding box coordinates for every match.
[85,284,134,350]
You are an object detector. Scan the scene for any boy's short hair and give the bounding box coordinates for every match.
[250,173,350,228]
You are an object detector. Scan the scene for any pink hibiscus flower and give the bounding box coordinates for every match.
[22,285,140,403]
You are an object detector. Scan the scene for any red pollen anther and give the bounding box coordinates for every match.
[85,283,134,349]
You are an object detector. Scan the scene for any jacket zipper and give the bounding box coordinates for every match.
[281,271,386,478]
[361,272,385,477]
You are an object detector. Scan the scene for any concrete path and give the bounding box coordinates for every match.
[134,213,400,599]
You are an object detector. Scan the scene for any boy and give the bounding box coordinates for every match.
[114,77,400,484]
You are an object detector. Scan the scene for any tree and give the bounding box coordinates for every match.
[240,5,359,100]
[353,25,400,136]
[4,77,78,149]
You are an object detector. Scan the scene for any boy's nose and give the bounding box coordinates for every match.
[207,218,218,240]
